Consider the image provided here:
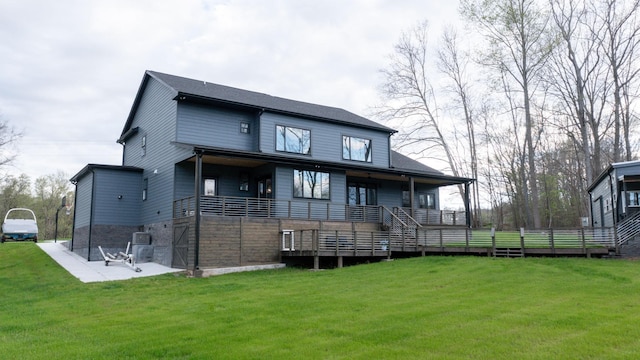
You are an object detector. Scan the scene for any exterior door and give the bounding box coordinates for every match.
[258,177,272,198]
[594,196,605,227]
[172,223,189,269]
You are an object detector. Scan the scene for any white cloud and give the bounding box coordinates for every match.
[0,0,461,181]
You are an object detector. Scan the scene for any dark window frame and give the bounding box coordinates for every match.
[276,125,311,155]
[293,169,330,200]
[342,135,372,162]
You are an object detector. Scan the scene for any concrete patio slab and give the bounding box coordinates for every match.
[37,242,184,283]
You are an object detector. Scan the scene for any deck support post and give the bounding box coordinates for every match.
[519,227,525,257]
[491,228,496,257]
[337,256,343,268]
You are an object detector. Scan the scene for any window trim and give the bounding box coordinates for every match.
[276,125,311,155]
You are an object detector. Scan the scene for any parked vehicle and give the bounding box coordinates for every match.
[1,208,38,243]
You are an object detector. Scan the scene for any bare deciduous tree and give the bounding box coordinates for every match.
[462,0,555,228]
[437,27,483,226]
[377,21,467,204]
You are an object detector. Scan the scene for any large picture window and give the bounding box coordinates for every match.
[276,125,310,154]
[343,136,372,162]
[419,193,436,209]
[293,170,330,199]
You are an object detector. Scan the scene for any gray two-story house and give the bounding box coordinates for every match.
[70,71,472,272]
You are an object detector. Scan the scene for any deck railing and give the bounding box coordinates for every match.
[173,195,461,225]
[400,207,467,226]
[283,227,617,254]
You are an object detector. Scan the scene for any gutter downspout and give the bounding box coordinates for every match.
[588,191,594,227]
[608,171,620,255]
[388,133,393,168]
[70,180,78,251]
[608,171,616,226]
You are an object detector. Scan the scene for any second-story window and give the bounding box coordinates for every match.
[240,122,250,134]
[343,136,371,162]
[141,135,147,157]
[276,125,310,155]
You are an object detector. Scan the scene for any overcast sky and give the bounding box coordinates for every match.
[0,0,461,182]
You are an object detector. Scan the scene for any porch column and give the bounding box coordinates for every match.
[409,176,415,217]
[194,150,203,272]
[464,181,472,228]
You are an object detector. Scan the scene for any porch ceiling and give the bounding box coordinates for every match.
[188,154,268,168]
[179,144,470,186]
[345,169,462,186]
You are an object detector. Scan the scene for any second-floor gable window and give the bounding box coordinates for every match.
[343,136,371,162]
[276,125,310,155]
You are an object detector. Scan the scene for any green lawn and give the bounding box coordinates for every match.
[2,243,640,359]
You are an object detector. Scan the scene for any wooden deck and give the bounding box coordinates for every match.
[280,228,617,268]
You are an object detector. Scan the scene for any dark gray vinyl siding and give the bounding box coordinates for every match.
[177,103,255,151]
[259,112,390,167]
[174,162,195,200]
[122,77,191,224]
[376,179,404,208]
[74,173,93,228]
[92,169,142,226]
[590,174,614,227]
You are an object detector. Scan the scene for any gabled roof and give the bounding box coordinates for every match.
[390,151,444,176]
[120,70,396,140]
[70,164,143,184]
[588,160,640,192]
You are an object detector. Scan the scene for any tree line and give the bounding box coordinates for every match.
[0,172,73,240]
[377,0,640,229]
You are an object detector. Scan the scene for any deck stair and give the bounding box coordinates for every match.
[493,247,524,258]
[616,211,640,246]
[388,207,421,247]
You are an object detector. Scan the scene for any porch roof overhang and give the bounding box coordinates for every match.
[174,142,473,186]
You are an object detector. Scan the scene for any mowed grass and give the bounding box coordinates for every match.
[2,243,640,359]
